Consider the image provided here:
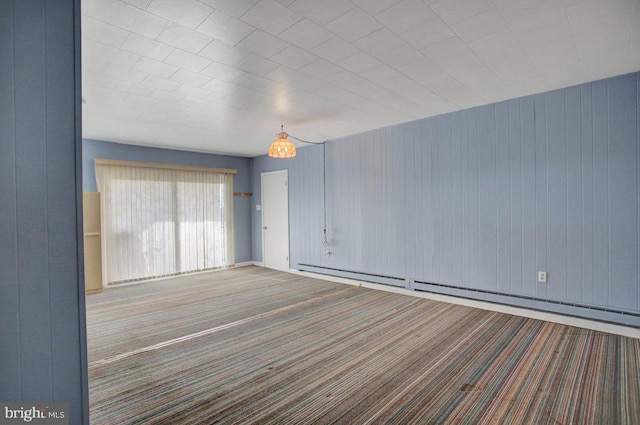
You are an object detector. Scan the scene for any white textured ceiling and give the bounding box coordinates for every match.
[82,0,640,157]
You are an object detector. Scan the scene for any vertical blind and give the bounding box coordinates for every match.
[95,160,235,285]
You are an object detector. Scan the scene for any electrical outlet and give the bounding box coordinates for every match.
[538,271,547,283]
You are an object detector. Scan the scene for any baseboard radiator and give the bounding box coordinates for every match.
[297,264,640,328]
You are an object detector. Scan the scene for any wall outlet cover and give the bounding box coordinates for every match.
[538,271,547,283]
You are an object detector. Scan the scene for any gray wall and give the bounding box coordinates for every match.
[251,72,640,326]
[83,139,253,263]
[0,0,88,423]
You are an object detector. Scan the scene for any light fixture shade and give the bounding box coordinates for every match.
[268,131,296,158]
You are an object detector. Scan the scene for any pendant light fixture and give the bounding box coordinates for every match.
[268,125,297,158]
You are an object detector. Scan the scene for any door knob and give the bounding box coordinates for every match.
[263,226,267,229]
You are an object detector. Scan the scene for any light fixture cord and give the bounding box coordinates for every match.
[290,135,325,145]
[321,143,330,255]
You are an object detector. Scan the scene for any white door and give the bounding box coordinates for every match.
[262,170,290,271]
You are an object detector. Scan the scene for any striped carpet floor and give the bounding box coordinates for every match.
[86,266,640,424]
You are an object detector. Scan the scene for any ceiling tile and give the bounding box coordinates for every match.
[355,28,406,55]
[396,57,444,81]
[86,41,141,68]
[299,59,343,79]
[201,79,238,94]
[103,1,169,39]
[240,0,303,36]
[170,69,213,87]
[398,17,454,50]
[201,62,245,81]
[116,81,155,96]
[264,66,307,83]
[503,4,569,36]
[375,0,438,32]
[516,22,573,51]
[84,83,128,100]
[156,22,213,53]
[82,16,129,48]
[311,37,360,63]
[278,19,334,50]
[163,49,212,72]
[291,75,329,93]
[120,0,152,9]
[422,36,472,64]
[351,0,403,15]
[83,71,121,89]
[468,30,518,57]
[133,57,179,78]
[196,11,256,45]
[430,0,494,25]
[494,0,556,17]
[147,0,213,29]
[288,0,356,26]
[377,44,424,67]
[126,93,160,107]
[104,63,149,84]
[235,54,281,76]
[197,0,260,19]
[199,40,249,66]
[338,51,382,73]
[236,29,290,58]
[141,74,183,91]
[325,7,383,42]
[174,84,213,98]
[82,0,117,20]
[359,64,415,89]
[121,33,174,61]
[451,8,509,43]
[271,46,318,69]
[328,70,367,88]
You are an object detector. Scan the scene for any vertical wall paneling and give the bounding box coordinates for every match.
[534,94,548,299]
[439,114,454,283]
[467,109,480,289]
[478,105,498,289]
[546,90,568,301]
[421,119,434,280]
[461,111,471,287]
[1,0,88,420]
[566,87,583,304]
[592,81,610,306]
[452,113,464,287]
[0,0,21,402]
[520,97,537,296]
[509,100,523,295]
[496,102,511,293]
[14,0,53,400]
[252,72,640,326]
[46,0,84,407]
[581,85,595,305]
[407,123,418,280]
[608,74,638,311]
[394,125,406,278]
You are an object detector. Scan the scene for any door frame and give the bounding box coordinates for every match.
[261,169,290,271]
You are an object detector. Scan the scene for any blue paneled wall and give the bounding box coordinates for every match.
[83,139,253,263]
[251,72,640,326]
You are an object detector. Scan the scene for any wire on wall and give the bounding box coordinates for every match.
[289,134,331,256]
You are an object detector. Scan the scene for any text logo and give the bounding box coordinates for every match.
[0,404,68,425]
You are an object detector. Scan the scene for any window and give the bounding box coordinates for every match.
[95,159,235,285]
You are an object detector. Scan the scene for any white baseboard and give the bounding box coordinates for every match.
[233,261,256,268]
[289,268,640,340]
